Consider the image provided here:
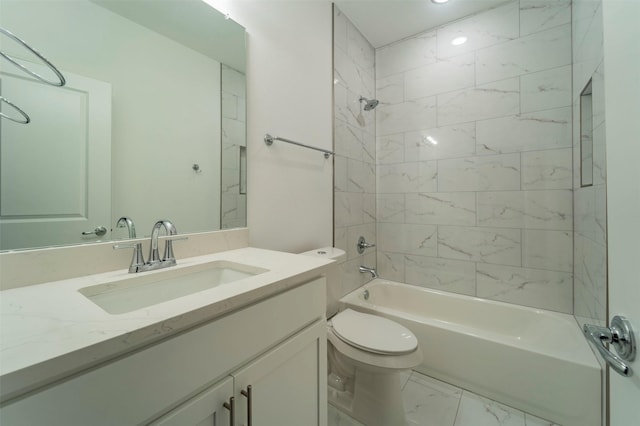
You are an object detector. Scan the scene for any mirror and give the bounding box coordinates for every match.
[0,0,246,251]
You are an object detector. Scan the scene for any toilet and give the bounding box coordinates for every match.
[301,248,422,426]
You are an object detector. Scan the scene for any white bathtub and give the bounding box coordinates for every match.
[340,279,601,426]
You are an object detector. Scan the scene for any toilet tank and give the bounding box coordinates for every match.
[299,247,346,318]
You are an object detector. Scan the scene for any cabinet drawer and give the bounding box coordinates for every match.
[0,278,325,425]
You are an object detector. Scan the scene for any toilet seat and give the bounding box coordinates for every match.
[330,309,418,355]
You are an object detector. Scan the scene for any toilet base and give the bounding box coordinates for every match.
[328,368,408,426]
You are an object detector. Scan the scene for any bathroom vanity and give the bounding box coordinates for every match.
[0,247,331,425]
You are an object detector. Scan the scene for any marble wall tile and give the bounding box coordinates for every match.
[523,229,573,272]
[335,47,372,100]
[376,74,404,105]
[593,122,606,187]
[341,251,377,296]
[377,251,405,283]
[334,119,364,161]
[363,193,376,224]
[573,234,607,322]
[362,128,376,163]
[572,2,603,100]
[378,223,437,256]
[376,133,404,164]
[377,161,437,193]
[376,31,437,78]
[404,53,475,100]
[405,255,476,296]
[334,155,348,192]
[476,264,573,313]
[377,193,405,223]
[574,187,606,245]
[377,96,437,136]
[437,78,520,126]
[333,6,348,53]
[436,2,519,59]
[334,226,348,255]
[477,190,573,230]
[347,159,375,193]
[404,122,476,161]
[405,192,476,226]
[438,153,521,192]
[438,226,522,266]
[476,24,571,85]
[520,0,571,37]
[476,107,572,155]
[347,20,375,75]
[334,192,363,227]
[346,223,377,260]
[520,65,572,113]
[521,148,573,190]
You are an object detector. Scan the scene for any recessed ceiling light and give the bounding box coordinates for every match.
[451,36,468,46]
[431,0,450,3]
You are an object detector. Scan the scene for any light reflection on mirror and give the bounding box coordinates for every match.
[0,0,246,251]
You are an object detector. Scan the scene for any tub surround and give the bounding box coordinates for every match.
[373,0,575,314]
[0,246,332,402]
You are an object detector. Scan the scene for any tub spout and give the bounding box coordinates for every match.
[359,265,378,279]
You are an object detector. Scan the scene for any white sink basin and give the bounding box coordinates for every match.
[79,261,268,314]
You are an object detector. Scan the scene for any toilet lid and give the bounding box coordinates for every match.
[331,309,418,355]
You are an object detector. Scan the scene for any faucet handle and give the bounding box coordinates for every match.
[357,236,376,254]
[162,236,188,262]
[113,242,146,273]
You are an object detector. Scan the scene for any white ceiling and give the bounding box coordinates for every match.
[334,0,509,48]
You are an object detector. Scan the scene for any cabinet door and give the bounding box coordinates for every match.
[151,376,233,426]
[232,321,327,426]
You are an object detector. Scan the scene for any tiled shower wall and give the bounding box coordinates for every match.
[572,0,607,328]
[333,6,377,296]
[220,64,247,229]
[374,0,574,313]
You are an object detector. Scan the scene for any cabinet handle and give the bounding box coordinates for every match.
[223,396,235,426]
[241,385,252,426]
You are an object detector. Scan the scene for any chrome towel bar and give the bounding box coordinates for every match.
[0,26,66,87]
[264,133,334,159]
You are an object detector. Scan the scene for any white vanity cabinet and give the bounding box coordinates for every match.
[0,277,327,426]
[153,321,326,426]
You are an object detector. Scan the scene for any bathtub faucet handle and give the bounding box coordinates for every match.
[357,236,376,254]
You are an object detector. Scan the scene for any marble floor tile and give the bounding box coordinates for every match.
[453,391,526,426]
[403,372,462,426]
[328,371,563,426]
[328,404,366,426]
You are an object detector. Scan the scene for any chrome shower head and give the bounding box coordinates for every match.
[359,96,379,111]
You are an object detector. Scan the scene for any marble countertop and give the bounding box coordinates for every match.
[0,247,332,402]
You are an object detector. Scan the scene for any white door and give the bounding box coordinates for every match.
[0,63,111,250]
[602,1,640,425]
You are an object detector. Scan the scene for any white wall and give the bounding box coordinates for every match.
[206,0,334,253]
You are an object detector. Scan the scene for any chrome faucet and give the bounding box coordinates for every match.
[113,219,186,273]
[359,266,378,279]
[148,220,178,269]
[116,216,145,273]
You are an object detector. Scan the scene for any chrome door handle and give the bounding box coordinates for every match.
[583,316,636,377]
[223,396,234,426]
[241,385,252,426]
[81,226,107,236]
